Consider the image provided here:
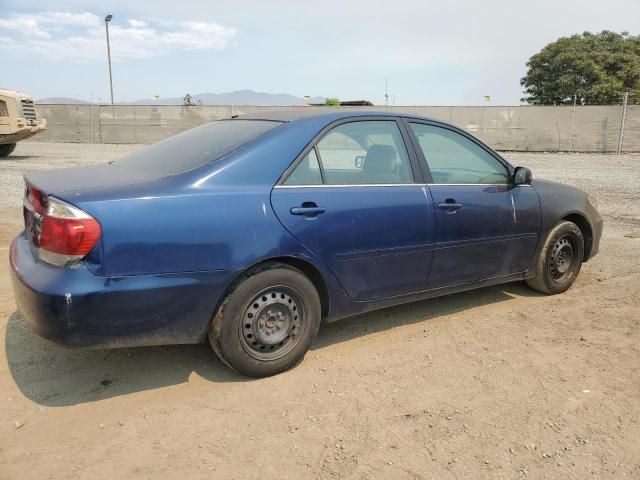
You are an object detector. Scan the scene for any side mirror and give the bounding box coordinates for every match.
[513,166,532,185]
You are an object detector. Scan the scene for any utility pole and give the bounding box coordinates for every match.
[89,93,93,143]
[105,15,114,105]
[616,91,629,155]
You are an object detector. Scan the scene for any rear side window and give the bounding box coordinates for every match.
[114,120,280,175]
[319,121,413,185]
[410,123,508,184]
[0,100,9,117]
[284,149,323,185]
[285,120,413,186]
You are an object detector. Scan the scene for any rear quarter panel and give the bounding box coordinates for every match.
[81,187,289,276]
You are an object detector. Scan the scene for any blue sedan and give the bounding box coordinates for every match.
[10,111,602,377]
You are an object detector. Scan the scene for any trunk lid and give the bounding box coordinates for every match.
[23,163,162,251]
[24,162,164,196]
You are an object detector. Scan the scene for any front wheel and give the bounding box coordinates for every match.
[0,143,16,158]
[209,264,321,377]
[526,221,584,294]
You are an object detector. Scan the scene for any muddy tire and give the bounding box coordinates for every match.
[0,143,16,158]
[526,221,584,294]
[209,264,321,377]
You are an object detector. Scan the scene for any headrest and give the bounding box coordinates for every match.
[364,144,397,173]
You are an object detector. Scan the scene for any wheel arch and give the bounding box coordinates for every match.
[218,256,331,323]
[562,212,593,261]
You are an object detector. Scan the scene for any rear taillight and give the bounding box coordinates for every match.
[23,185,101,267]
[25,184,45,214]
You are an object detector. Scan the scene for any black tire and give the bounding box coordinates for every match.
[526,220,584,294]
[209,264,321,377]
[0,143,16,158]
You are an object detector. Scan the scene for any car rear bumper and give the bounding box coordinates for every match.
[9,233,239,348]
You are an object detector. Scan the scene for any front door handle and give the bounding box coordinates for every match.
[437,199,463,214]
[290,203,326,216]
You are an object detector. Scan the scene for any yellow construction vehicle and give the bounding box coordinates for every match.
[0,89,47,157]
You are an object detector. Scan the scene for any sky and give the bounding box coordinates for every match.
[1,0,639,105]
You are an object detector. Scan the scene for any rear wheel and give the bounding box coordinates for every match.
[209,264,321,377]
[526,221,584,294]
[0,143,16,158]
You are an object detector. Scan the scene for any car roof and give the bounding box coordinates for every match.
[233,108,436,124]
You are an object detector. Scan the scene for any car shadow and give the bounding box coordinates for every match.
[4,155,38,161]
[312,281,543,349]
[5,281,543,407]
[4,311,249,407]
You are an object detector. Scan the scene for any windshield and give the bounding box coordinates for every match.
[113,120,281,175]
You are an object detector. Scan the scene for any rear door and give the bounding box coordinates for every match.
[271,119,436,300]
[406,121,541,289]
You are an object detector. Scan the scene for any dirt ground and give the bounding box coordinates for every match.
[0,142,639,480]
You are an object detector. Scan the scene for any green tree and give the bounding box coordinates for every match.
[183,93,195,107]
[324,97,340,106]
[521,31,640,105]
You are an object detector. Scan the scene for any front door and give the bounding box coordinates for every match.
[271,119,436,300]
[407,122,540,289]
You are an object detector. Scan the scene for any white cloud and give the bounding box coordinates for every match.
[128,19,148,28]
[0,11,236,62]
[0,16,51,39]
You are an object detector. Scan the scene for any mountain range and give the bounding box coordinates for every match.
[37,90,325,106]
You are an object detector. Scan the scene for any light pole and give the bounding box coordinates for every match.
[616,90,629,155]
[104,14,114,104]
[569,92,577,153]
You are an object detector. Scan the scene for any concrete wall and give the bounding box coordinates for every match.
[32,104,640,152]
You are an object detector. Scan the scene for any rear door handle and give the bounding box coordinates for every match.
[290,206,326,216]
[437,200,463,213]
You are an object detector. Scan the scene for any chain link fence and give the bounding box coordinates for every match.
[33,104,639,152]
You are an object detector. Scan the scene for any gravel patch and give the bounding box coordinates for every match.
[507,151,640,227]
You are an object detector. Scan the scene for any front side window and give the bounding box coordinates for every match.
[0,100,9,117]
[316,121,413,185]
[410,123,508,184]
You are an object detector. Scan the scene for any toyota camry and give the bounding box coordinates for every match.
[9,110,603,377]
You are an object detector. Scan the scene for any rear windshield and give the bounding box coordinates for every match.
[113,120,280,175]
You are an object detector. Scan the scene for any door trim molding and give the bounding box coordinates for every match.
[273,183,424,189]
[335,242,434,261]
[274,183,533,189]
